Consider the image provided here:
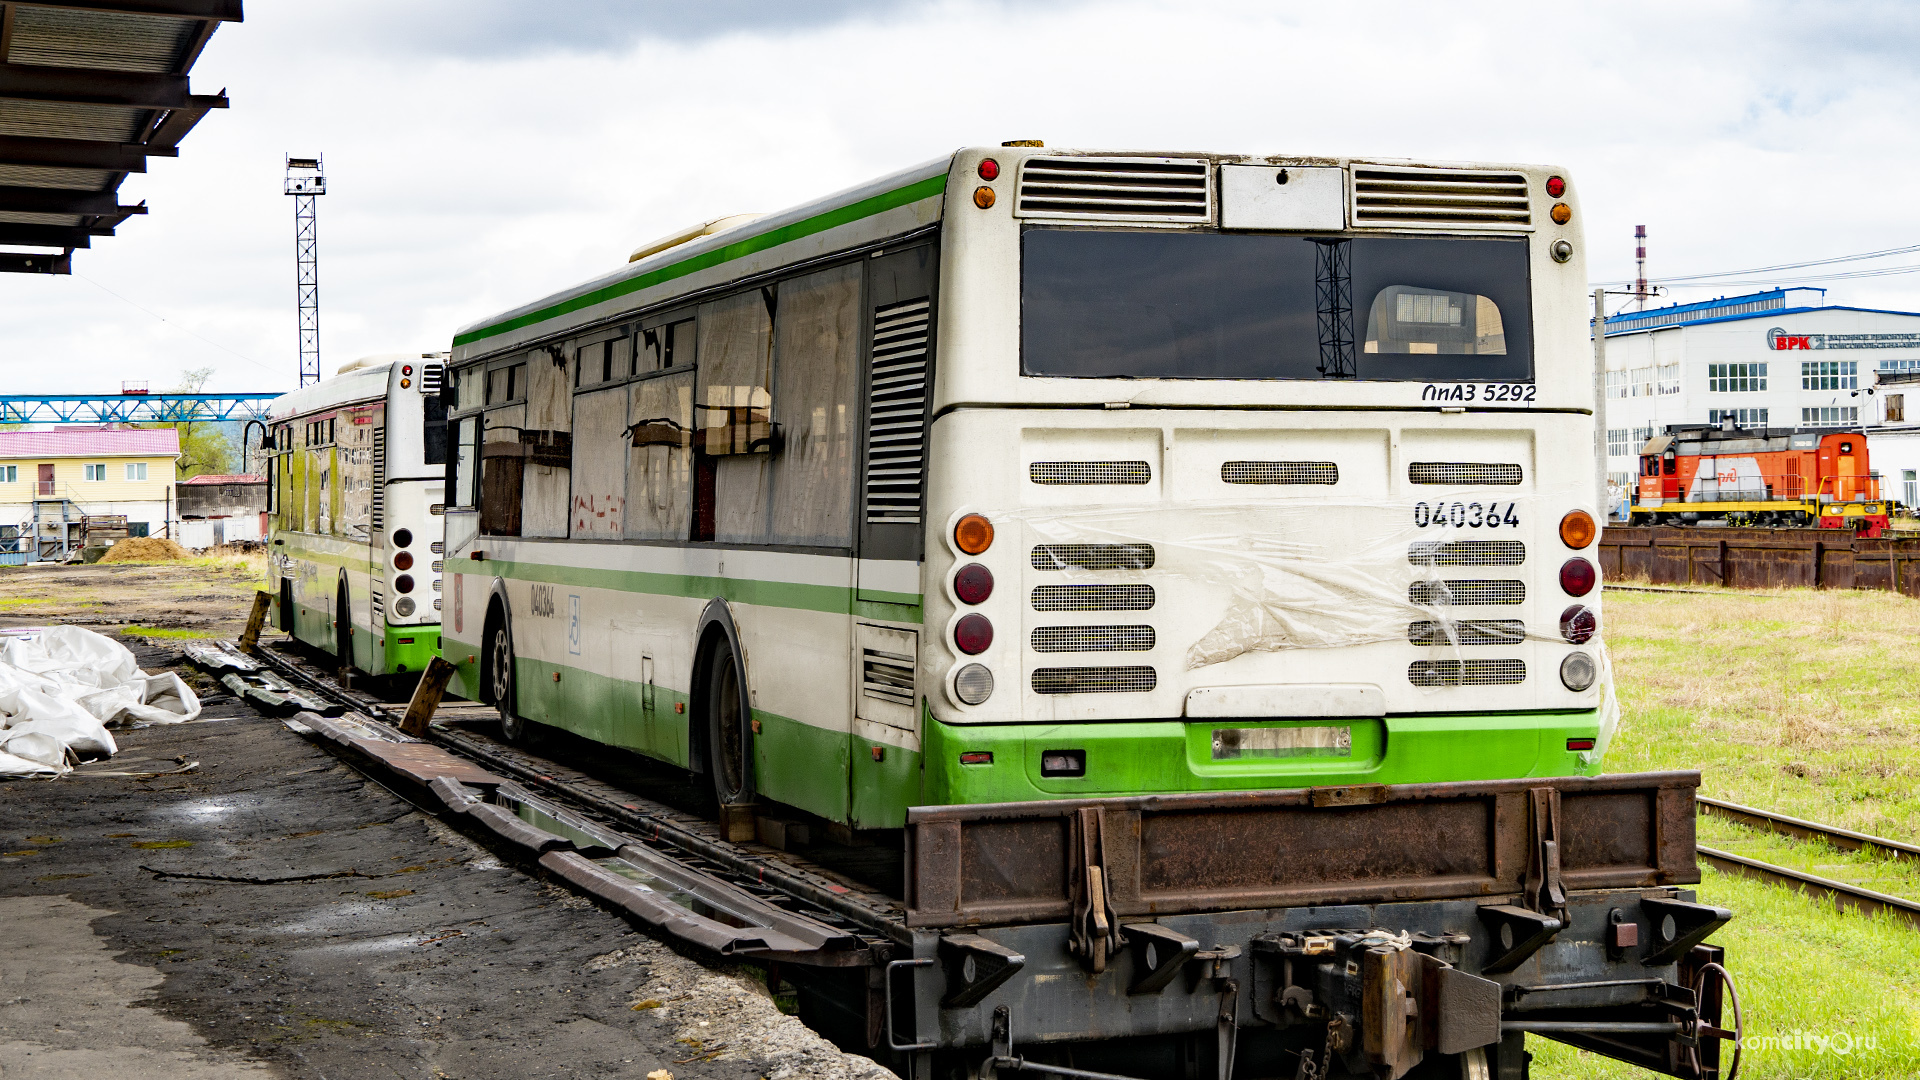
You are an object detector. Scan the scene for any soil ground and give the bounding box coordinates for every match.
[0,574,894,1079]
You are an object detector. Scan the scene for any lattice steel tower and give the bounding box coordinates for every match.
[285,155,326,387]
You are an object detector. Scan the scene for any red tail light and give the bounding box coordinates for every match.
[954,563,994,605]
[1567,737,1595,751]
[959,751,994,765]
[1559,604,1596,643]
[954,613,994,654]
[1559,558,1596,597]
[394,551,414,570]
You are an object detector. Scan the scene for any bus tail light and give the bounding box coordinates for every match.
[954,664,994,705]
[1559,558,1596,597]
[1545,175,1566,198]
[394,551,414,570]
[977,158,1000,181]
[954,613,993,654]
[1041,750,1085,777]
[1566,737,1595,751]
[1559,509,1596,549]
[1559,604,1597,644]
[954,563,994,605]
[955,514,994,554]
[394,574,415,594]
[1560,652,1597,691]
[959,750,993,765]
[394,597,416,617]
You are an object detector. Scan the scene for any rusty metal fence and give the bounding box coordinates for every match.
[1600,525,1920,594]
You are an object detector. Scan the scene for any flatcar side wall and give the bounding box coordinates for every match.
[1600,526,1920,595]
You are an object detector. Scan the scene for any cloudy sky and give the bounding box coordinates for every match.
[2,0,1916,394]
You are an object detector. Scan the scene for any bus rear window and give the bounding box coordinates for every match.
[1021,230,1532,382]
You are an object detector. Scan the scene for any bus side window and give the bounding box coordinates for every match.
[451,415,478,507]
[694,290,774,543]
[424,395,449,466]
[519,347,573,539]
[768,263,861,547]
[480,406,525,537]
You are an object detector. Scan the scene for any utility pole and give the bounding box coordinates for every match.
[286,155,326,387]
[1594,288,1610,519]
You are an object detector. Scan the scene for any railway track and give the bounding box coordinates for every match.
[216,638,1920,935]
[1696,796,1920,927]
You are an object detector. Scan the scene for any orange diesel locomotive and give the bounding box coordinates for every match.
[1632,423,1894,534]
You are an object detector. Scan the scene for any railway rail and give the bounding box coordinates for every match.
[1696,797,1920,927]
[184,636,1756,1080]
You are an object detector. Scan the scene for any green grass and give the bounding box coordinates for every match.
[1528,585,1920,1078]
[122,625,215,639]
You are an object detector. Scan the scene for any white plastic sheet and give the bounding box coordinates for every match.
[0,626,202,777]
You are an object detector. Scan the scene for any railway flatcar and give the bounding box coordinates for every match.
[1632,422,1894,535]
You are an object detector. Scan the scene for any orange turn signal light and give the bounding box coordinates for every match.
[1560,509,1597,549]
[1550,202,1572,225]
[954,514,994,555]
[973,185,997,209]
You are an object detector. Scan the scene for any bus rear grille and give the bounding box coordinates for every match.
[1222,461,1339,485]
[1409,579,1527,605]
[1409,461,1523,485]
[861,648,915,706]
[1033,584,1155,611]
[421,363,445,393]
[1408,540,1527,566]
[370,426,386,531]
[1016,157,1212,223]
[1031,625,1156,653]
[1351,167,1532,229]
[1407,619,1526,646]
[431,541,444,554]
[865,297,930,524]
[1030,460,1151,485]
[1032,665,1158,694]
[1031,543,1155,571]
[431,559,445,573]
[432,578,443,592]
[433,598,442,611]
[1408,659,1527,686]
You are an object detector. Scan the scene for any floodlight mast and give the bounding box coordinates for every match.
[285,155,326,387]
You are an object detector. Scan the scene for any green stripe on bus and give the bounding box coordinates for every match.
[453,173,949,348]
[482,558,921,619]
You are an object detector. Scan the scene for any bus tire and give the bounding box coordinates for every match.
[703,635,753,806]
[488,610,526,743]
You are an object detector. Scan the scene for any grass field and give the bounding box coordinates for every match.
[1533,585,1920,1079]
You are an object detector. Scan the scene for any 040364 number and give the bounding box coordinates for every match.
[1414,501,1521,528]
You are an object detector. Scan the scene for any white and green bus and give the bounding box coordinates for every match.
[267,354,449,677]
[442,148,1606,831]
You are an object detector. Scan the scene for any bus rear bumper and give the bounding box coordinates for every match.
[922,709,1603,806]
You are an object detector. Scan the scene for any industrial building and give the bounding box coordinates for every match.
[175,472,266,547]
[0,426,179,560]
[1598,287,1920,502]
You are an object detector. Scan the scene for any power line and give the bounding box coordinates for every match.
[75,273,278,374]
[1592,242,1920,288]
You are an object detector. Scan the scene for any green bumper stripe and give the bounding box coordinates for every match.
[454,174,949,347]
[482,558,920,619]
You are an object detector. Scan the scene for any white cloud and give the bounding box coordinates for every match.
[2,0,1915,392]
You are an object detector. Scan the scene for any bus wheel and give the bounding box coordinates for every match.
[490,617,525,743]
[705,639,753,806]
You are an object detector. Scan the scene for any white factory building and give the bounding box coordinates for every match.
[1598,288,1920,512]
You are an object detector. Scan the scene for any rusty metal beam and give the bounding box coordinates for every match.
[0,249,71,273]
[0,183,139,214]
[0,133,167,170]
[0,63,224,110]
[0,222,98,247]
[6,1,242,20]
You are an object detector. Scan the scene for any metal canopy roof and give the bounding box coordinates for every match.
[0,0,239,274]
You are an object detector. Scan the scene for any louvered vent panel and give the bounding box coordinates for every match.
[431,560,445,573]
[1407,619,1526,646]
[1352,167,1532,229]
[421,364,446,394]
[431,541,445,554]
[861,648,915,706]
[1031,625,1156,653]
[1032,584,1155,612]
[1031,543,1155,571]
[1408,540,1527,567]
[1408,462,1523,486]
[1016,157,1212,223]
[433,598,443,611]
[1409,580,1527,606]
[1408,659,1527,686]
[1222,461,1339,485]
[865,297,930,524]
[1032,666,1158,694]
[370,427,386,531]
[1030,461,1151,485]
[371,587,384,619]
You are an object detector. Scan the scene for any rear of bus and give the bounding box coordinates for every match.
[918,151,1605,805]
